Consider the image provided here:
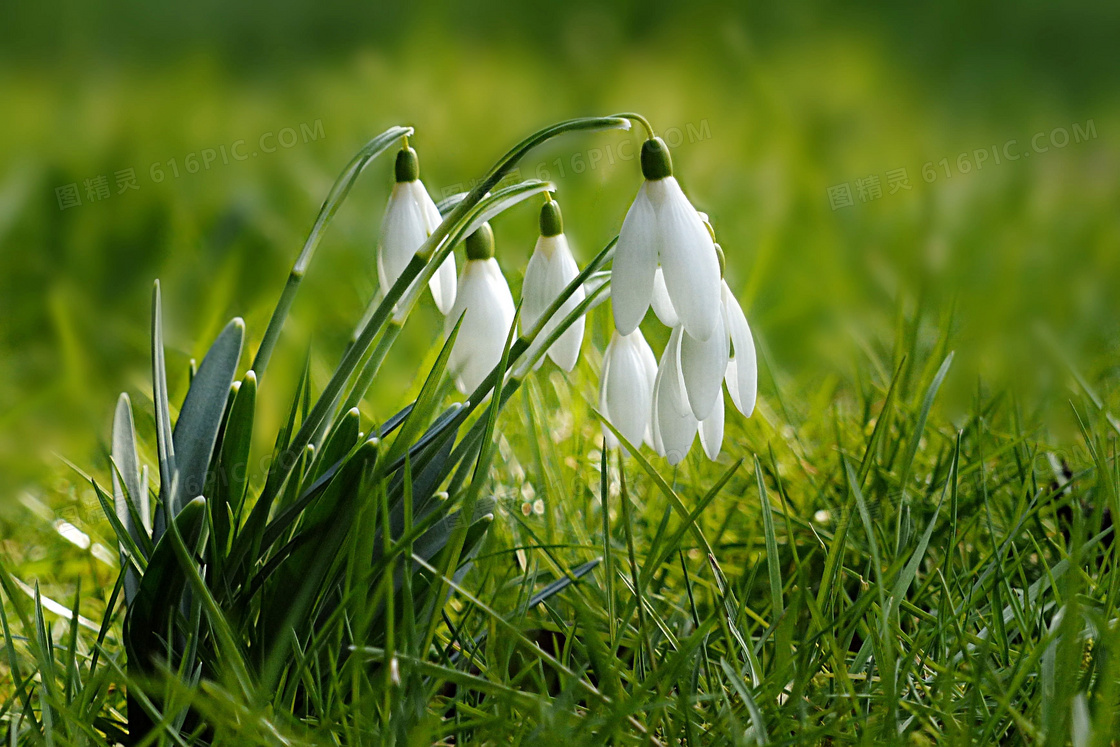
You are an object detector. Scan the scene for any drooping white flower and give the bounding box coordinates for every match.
[522,199,585,372]
[599,329,657,449]
[445,223,516,394]
[651,273,757,462]
[378,145,457,314]
[611,137,721,341]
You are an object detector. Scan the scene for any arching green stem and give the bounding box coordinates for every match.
[252,126,413,378]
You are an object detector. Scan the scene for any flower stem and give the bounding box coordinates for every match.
[614,112,655,140]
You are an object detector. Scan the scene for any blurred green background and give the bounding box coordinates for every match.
[1,0,1118,518]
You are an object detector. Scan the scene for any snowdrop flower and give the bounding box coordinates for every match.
[599,329,657,449]
[378,145,457,314]
[522,198,585,371]
[611,137,722,341]
[652,246,758,462]
[445,222,516,394]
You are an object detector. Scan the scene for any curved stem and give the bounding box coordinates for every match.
[613,112,655,140]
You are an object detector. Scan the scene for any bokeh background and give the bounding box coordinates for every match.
[1,0,1118,526]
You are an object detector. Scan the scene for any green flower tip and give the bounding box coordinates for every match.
[714,243,726,277]
[539,200,563,237]
[640,137,673,180]
[395,146,420,183]
[465,222,495,260]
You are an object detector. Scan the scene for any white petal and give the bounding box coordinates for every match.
[649,372,664,455]
[521,236,552,331]
[546,239,586,371]
[446,259,516,394]
[651,266,679,327]
[722,281,758,417]
[648,177,721,341]
[418,181,444,235]
[410,181,456,312]
[600,330,655,448]
[611,183,658,335]
[429,253,458,314]
[377,182,428,293]
[637,330,659,448]
[699,394,724,461]
[680,310,730,420]
[523,235,585,372]
[654,327,698,465]
[549,314,585,372]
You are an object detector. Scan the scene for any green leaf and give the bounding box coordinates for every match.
[168,317,244,523]
[112,393,148,604]
[385,315,463,467]
[214,370,256,550]
[756,456,784,618]
[308,405,359,485]
[150,281,176,541]
[126,496,208,669]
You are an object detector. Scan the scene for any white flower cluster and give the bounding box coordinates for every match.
[600,137,757,465]
[377,144,582,396]
[375,133,757,465]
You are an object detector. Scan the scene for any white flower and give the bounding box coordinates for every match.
[377,146,457,314]
[651,279,758,462]
[522,200,585,372]
[599,329,657,449]
[445,223,516,394]
[611,137,721,341]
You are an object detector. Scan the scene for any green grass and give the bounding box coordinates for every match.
[5,288,1120,743]
[5,118,1120,743]
[3,16,1120,744]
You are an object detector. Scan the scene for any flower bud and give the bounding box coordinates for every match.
[394,146,420,183]
[640,137,673,180]
[464,222,495,260]
[539,199,563,237]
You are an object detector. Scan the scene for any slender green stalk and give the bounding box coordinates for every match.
[619,459,656,676]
